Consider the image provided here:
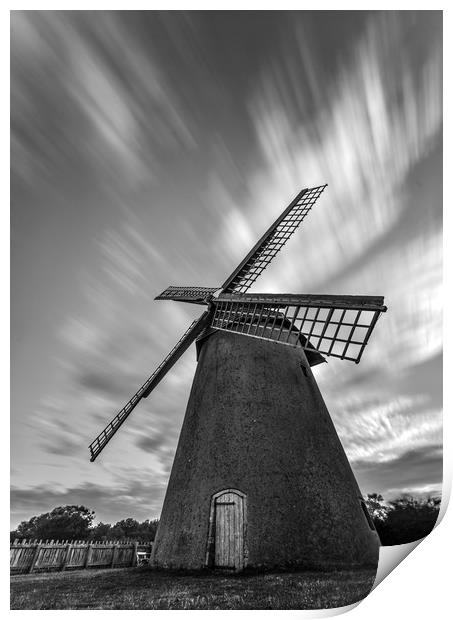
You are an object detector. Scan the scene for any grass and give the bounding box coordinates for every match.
[10,566,376,610]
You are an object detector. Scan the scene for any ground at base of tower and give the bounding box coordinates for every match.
[11,566,376,610]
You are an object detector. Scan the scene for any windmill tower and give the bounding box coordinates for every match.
[89,185,386,571]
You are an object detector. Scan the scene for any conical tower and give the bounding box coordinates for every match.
[88,185,386,571]
[151,329,379,570]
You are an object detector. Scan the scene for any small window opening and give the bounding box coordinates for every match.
[360,500,376,530]
[300,363,308,377]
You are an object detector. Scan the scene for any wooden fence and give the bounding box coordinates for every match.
[10,539,153,574]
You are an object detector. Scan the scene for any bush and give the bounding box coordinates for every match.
[365,494,440,545]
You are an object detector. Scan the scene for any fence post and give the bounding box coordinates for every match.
[132,541,138,567]
[28,541,42,574]
[111,543,118,568]
[61,542,72,571]
[84,542,92,569]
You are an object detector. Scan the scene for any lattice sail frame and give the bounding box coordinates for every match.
[155,286,219,305]
[222,185,327,294]
[211,294,386,364]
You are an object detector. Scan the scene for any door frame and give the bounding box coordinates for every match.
[205,488,247,570]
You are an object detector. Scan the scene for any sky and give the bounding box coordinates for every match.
[10,10,442,529]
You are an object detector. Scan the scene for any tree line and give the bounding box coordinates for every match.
[10,505,159,543]
[10,494,441,546]
[364,493,441,545]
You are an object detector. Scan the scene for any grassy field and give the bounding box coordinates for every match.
[11,566,376,610]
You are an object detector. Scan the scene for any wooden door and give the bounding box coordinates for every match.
[214,491,244,570]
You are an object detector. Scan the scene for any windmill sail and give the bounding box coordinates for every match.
[210,293,386,363]
[155,286,218,304]
[221,185,327,294]
[88,311,211,462]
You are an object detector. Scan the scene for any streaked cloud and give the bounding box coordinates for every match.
[11,11,197,191]
[11,11,442,527]
[353,444,443,499]
[11,480,166,526]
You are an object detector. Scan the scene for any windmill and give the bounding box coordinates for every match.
[89,184,387,571]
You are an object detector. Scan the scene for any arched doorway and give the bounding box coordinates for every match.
[206,489,246,570]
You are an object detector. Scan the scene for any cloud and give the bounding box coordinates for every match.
[399,352,443,409]
[11,480,166,528]
[135,434,168,454]
[354,444,443,499]
[11,11,197,191]
[58,317,101,353]
[337,399,442,464]
[239,12,442,296]
[76,371,125,399]
[44,438,81,457]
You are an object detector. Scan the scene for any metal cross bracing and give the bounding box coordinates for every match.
[221,185,327,294]
[210,295,386,363]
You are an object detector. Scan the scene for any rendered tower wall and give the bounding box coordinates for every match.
[151,330,379,570]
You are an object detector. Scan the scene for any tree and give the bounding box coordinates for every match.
[10,508,159,543]
[364,493,389,522]
[87,522,112,542]
[107,518,159,541]
[112,518,140,539]
[377,496,440,545]
[86,518,159,542]
[363,494,441,546]
[13,505,95,541]
[135,519,159,542]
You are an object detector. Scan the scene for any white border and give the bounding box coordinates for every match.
[5,4,449,618]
